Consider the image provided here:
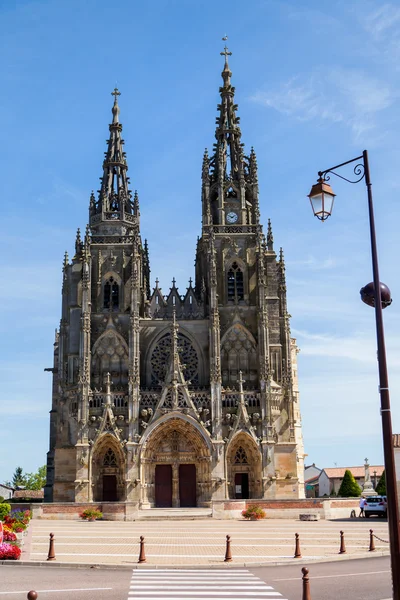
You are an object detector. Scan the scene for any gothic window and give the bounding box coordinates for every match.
[234,446,248,464]
[221,325,257,388]
[227,262,244,302]
[150,332,198,385]
[104,277,119,310]
[91,331,129,387]
[103,448,117,466]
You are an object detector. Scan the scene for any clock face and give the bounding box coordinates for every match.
[226,211,238,224]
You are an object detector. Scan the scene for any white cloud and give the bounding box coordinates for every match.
[286,254,337,270]
[293,328,377,364]
[250,68,394,143]
[362,3,400,40]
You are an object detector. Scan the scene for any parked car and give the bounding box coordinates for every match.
[364,496,387,518]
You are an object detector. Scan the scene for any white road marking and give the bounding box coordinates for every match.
[31,542,382,548]
[273,569,391,581]
[128,593,281,597]
[0,589,112,595]
[131,585,273,590]
[128,568,284,600]
[30,552,326,559]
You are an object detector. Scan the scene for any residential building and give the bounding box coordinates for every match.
[319,466,384,497]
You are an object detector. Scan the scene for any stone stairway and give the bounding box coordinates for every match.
[138,507,213,520]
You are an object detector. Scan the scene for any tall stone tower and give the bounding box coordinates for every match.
[45,48,305,506]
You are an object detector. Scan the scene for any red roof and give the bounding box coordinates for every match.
[323,466,384,479]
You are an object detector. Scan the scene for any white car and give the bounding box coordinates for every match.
[364,496,387,518]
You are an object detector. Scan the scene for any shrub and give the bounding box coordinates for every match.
[376,471,386,495]
[79,509,103,521]
[0,543,21,560]
[0,503,11,521]
[338,470,362,497]
[241,505,266,520]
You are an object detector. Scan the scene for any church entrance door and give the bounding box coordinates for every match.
[234,473,249,499]
[155,464,173,507]
[103,475,117,501]
[179,464,196,507]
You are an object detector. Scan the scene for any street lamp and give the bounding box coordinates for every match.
[308,149,400,599]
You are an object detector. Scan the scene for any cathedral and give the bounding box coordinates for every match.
[45,47,305,507]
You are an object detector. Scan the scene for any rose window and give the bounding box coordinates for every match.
[151,333,198,385]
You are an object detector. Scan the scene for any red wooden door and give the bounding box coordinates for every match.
[179,464,196,507]
[155,464,173,507]
[103,475,117,501]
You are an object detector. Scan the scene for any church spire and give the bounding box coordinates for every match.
[210,39,243,183]
[201,40,260,229]
[89,88,135,229]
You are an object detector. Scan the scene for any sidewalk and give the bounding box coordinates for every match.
[25,517,390,567]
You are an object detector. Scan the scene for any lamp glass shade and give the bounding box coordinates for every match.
[308,179,335,221]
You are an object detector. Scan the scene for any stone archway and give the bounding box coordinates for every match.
[91,434,126,502]
[140,417,211,508]
[226,433,262,499]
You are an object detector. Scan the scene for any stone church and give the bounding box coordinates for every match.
[45,47,305,507]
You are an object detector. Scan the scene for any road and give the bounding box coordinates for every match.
[0,555,393,600]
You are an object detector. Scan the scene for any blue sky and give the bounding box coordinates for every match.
[1,0,400,483]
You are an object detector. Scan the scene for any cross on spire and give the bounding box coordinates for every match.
[111,87,121,101]
[220,35,232,62]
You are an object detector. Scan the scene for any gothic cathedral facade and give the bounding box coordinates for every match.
[45,50,305,506]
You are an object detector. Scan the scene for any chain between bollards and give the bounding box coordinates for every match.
[301,567,311,600]
[339,530,346,554]
[369,529,376,552]
[138,535,146,563]
[46,533,56,561]
[224,534,232,562]
[27,593,38,600]
[294,532,302,558]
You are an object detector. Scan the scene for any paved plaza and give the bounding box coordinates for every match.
[27,517,390,566]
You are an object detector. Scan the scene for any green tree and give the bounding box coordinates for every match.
[338,469,362,497]
[23,466,47,490]
[376,470,386,495]
[12,466,25,488]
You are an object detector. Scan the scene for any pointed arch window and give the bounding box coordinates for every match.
[104,277,119,309]
[234,446,248,464]
[227,262,244,302]
[103,448,117,466]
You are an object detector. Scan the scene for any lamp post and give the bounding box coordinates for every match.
[308,149,400,599]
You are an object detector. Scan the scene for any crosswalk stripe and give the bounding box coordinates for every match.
[128,568,283,600]
[128,594,281,597]
[130,586,273,590]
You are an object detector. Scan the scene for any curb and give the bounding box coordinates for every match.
[0,550,390,571]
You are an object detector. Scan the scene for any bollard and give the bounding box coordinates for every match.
[301,567,311,600]
[27,593,38,600]
[339,530,346,554]
[46,533,56,561]
[224,534,232,562]
[138,535,146,563]
[294,532,302,558]
[369,529,376,552]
